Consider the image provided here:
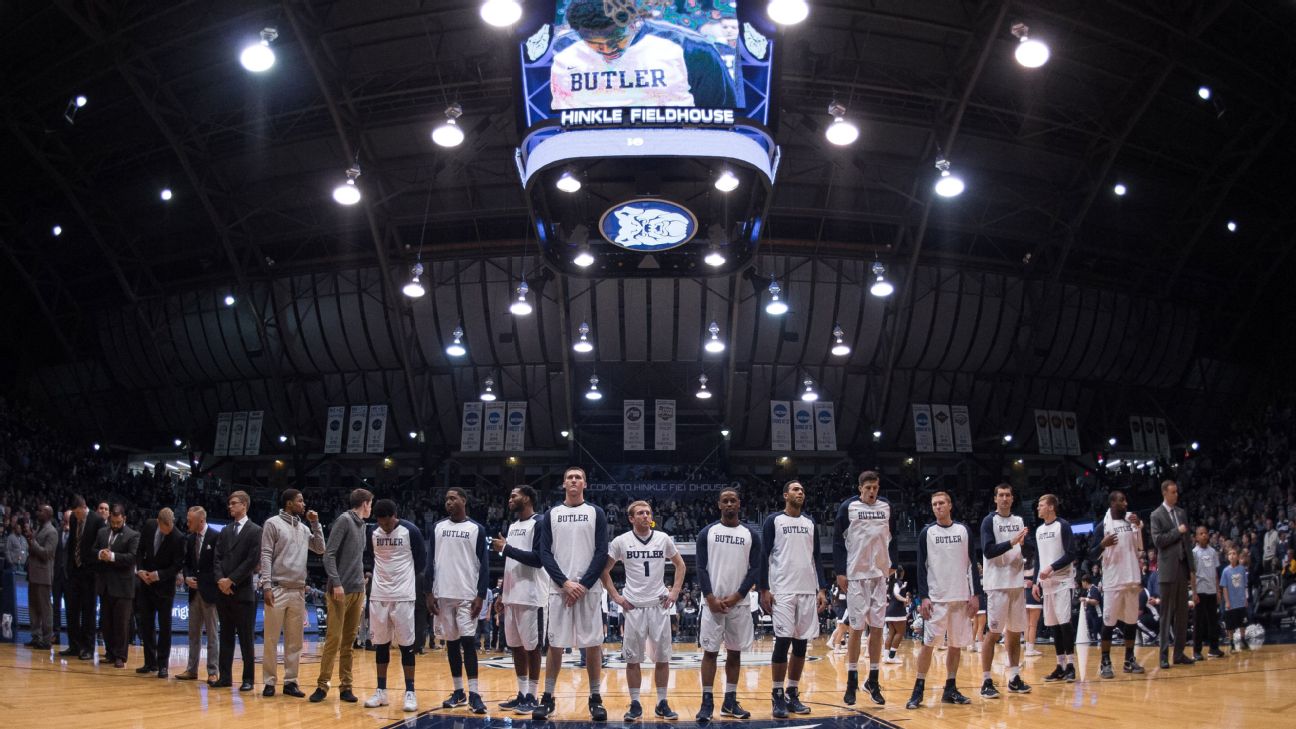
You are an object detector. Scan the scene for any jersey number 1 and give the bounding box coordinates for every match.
[644,561,650,577]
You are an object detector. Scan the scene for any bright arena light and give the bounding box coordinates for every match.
[714,170,740,192]
[556,171,582,193]
[480,0,523,27]
[933,158,965,198]
[1113,182,1127,196]
[160,188,173,201]
[1198,86,1212,101]
[767,0,809,26]
[432,104,465,148]
[239,28,278,73]
[1011,22,1050,68]
[704,322,725,353]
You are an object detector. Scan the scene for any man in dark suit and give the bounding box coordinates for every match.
[177,506,221,683]
[213,490,262,690]
[135,508,185,678]
[1150,479,1195,668]
[61,496,105,660]
[95,504,139,668]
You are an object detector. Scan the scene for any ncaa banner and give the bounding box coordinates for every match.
[912,404,935,452]
[345,405,368,454]
[213,412,232,457]
[365,404,388,454]
[1034,409,1054,455]
[228,412,248,456]
[951,404,973,453]
[1063,412,1082,456]
[813,402,837,451]
[1129,415,1146,453]
[1154,417,1171,459]
[770,401,792,451]
[323,406,346,454]
[792,401,815,451]
[243,411,264,456]
[655,399,676,451]
[460,402,483,452]
[483,402,506,452]
[931,404,955,452]
[624,400,645,451]
[505,402,527,452]
[1049,411,1068,456]
[1141,416,1157,455]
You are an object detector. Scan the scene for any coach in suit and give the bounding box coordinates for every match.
[24,506,58,649]
[95,504,139,668]
[177,506,221,682]
[135,508,185,677]
[61,496,105,660]
[1150,479,1195,668]
[213,490,262,690]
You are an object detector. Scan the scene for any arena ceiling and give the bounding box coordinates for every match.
[1,0,1293,456]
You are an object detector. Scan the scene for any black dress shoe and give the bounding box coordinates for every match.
[78,651,92,660]
[263,685,276,697]
[211,679,233,688]
[339,690,358,703]
[240,682,254,692]
[283,684,306,698]
[58,648,79,657]
[1159,658,1171,669]
[1173,655,1195,665]
[158,669,168,679]
[309,689,328,703]
[137,665,158,674]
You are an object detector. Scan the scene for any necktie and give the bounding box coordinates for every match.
[195,532,202,561]
[74,520,82,567]
[154,528,162,556]
[232,521,240,539]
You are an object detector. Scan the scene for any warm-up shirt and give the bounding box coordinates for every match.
[759,512,827,595]
[426,517,489,601]
[1192,545,1221,595]
[1221,565,1248,609]
[367,519,425,602]
[608,529,679,606]
[696,520,760,598]
[500,514,546,607]
[915,520,980,604]
[833,496,898,580]
[538,501,609,591]
[1090,509,1143,590]
[980,511,1027,591]
[1034,518,1075,591]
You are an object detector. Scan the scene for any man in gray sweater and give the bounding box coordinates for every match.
[311,488,374,703]
[259,488,326,697]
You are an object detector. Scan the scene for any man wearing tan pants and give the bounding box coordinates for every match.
[312,488,373,703]
[259,489,325,697]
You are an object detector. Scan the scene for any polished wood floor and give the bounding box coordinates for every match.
[1,635,1291,728]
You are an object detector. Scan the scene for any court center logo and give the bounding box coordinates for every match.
[600,199,698,252]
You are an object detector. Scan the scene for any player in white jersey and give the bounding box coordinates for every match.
[602,501,686,721]
[693,487,759,722]
[426,488,490,714]
[905,491,980,710]
[759,480,828,719]
[1088,489,1147,677]
[977,483,1033,698]
[832,470,898,707]
[534,466,610,722]
[361,500,426,712]
[1033,493,1077,683]
[490,486,546,713]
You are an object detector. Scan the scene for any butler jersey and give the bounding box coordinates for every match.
[609,529,678,605]
[980,512,1027,591]
[696,521,760,598]
[550,20,738,109]
[915,521,980,604]
[1035,518,1075,591]
[759,512,827,595]
[426,517,489,601]
[368,519,425,602]
[833,496,898,580]
[1091,510,1143,589]
[501,514,546,607]
[538,501,609,590]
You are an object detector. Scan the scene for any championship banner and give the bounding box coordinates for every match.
[931,404,954,453]
[505,402,527,452]
[1034,410,1054,455]
[365,404,388,454]
[243,411,264,456]
[1049,411,1067,456]
[483,402,506,452]
[228,412,248,457]
[770,401,792,451]
[624,400,645,451]
[323,406,346,454]
[1142,416,1157,456]
[345,405,368,454]
[213,412,232,457]
[1063,412,1081,456]
[813,401,837,451]
[792,401,815,451]
[1154,417,1171,459]
[912,404,935,453]
[460,402,483,452]
[1129,415,1146,453]
[951,405,973,453]
[655,399,676,451]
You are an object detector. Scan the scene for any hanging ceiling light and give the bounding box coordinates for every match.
[714,170,740,192]
[767,0,809,25]
[1113,182,1127,196]
[333,165,362,205]
[480,0,523,27]
[830,324,851,356]
[1226,220,1237,233]
[174,438,183,448]
[432,103,465,148]
[573,244,595,268]
[556,170,582,193]
[278,434,289,443]
[800,376,818,402]
[509,280,533,316]
[573,322,594,353]
[446,325,467,357]
[223,293,236,307]
[696,373,713,399]
[240,27,278,73]
[1197,85,1212,101]
[869,261,894,297]
[704,321,726,353]
[160,188,173,201]
[765,278,789,316]
[585,374,602,401]
[933,158,965,198]
[704,245,726,267]
[1010,22,1050,68]
[825,101,860,146]
[480,376,497,402]
[52,224,63,237]
[1003,434,1014,443]
[402,262,426,298]
[872,430,882,441]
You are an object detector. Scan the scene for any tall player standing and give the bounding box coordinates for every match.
[425,488,490,714]
[535,467,610,722]
[602,501,686,721]
[1033,494,1077,682]
[490,486,547,713]
[694,487,760,722]
[978,483,1033,698]
[361,500,426,712]
[832,470,897,706]
[1088,490,1146,678]
[760,480,829,719]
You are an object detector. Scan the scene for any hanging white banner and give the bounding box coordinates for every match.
[932,404,955,452]
[814,401,837,451]
[505,402,527,452]
[912,404,935,452]
[366,404,388,454]
[1063,412,1082,456]
[655,399,676,450]
[1142,416,1157,456]
[213,412,232,457]
[460,402,483,452]
[345,405,368,454]
[792,401,815,451]
[1049,411,1068,456]
[324,406,346,454]
[1154,417,1171,459]
[228,412,248,457]
[1129,415,1146,453]
[243,410,264,456]
[770,401,792,451]
[483,402,506,452]
[624,400,645,451]
[951,404,973,453]
[1034,410,1054,455]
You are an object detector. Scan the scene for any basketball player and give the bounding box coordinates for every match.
[535,466,610,722]
[694,487,759,722]
[832,470,897,706]
[425,488,490,714]
[759,480,828,719]
[978,483,1032,698]
[490,486,546,713]
[602,501,686,721]
[905,491,980,710]
[1088,490,1146,677]
[1033,494,1076,682]
[361,500,425,712]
